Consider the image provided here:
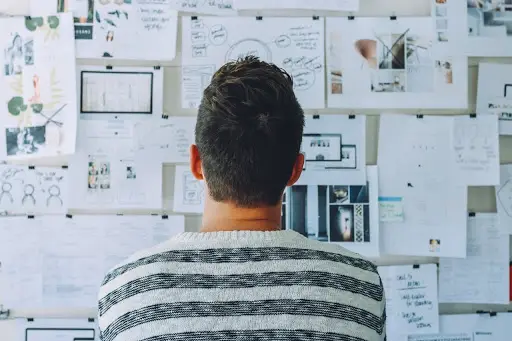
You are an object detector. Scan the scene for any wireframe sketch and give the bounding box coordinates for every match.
[467,0,512,37]
[183,171,204,205]
[0,165,28,212]
[285,184,370,244]
[46,184,63,206]
[22,184,36,206]
[4,32,24,76]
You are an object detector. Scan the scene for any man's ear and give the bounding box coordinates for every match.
[286,153,304,186]
[190,144,204,180]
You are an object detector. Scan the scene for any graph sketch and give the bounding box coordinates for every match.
[181,16,326,109]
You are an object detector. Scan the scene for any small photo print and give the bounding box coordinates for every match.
[435,0,447,3]
[329,205,354,242]
[59,0,95,24]
[302,134,341,161]
[406,35,432,66]
[373,70,406,92]
[329,186,349,204]
[5,126,46,156]
[436,6,447,17]
[436,19,448,30]
[376,33,406,70]
[436,60,453,84]
[88,160,111,190]
[349,184,369,204]
[331,70,343,94]
[126,166,136,179]
[4,33,24,76]
[437,31,448,42]
[24,39,34,65]
[429,239,440,252]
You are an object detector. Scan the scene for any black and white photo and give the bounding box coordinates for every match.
[5,126,46,156]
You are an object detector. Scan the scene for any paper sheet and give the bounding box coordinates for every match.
[0,164,68,215]
[452,115,499,186]
[134,116,196,164]
[16,317,98,341]
[477,63,512,135]
[378,114,468,258]
[77,65,164,121]
[459,0,512,56]
[409,313,512,341]
[285,166,380,257]
[378,264,439,339]
[0,13,78,160]
[0,217,42,309]
[31,0,178,61]
[496,164,512,235]
[0,215,184,309]
[172,0,235,15]
[438,213,509,304]
[233,0,359,11]
[173,164,205,213]
[296,115,366,185]
[181,16,325,109]
[68,146,163,211]
[326,17,467,109]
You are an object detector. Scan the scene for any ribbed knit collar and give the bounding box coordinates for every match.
[172,230,305,242]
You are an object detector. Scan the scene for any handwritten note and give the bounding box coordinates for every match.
[452,115,500,186]
[439,213,509,304]
[174,0,235,14]
[378,264,439,339]
[233,0,359,11]
[140,5,172,31]
[378,196,404,222]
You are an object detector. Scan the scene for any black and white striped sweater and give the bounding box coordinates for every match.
[98,230,386,341]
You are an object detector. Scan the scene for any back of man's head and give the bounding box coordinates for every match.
[195,56,304,208]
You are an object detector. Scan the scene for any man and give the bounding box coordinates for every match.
[98,56,386,341]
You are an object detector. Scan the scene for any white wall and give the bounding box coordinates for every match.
[1,0,512,339]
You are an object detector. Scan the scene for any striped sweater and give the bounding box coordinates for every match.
[98,230,386,341]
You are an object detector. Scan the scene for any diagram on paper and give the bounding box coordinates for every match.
[182,16,325,109]
[0,13,78,159]
[0,164,68,214]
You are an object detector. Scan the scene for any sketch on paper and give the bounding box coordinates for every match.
[0,165,67,214]
[467,0,512,38]
[182,17,325,109]
[1,13,77,159]
[173,165,205,213]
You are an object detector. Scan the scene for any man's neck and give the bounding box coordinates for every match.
[200,198,282,233]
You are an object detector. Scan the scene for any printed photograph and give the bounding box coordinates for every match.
[24,39,34,65]
[429,239,441,252]
[87,160,111,190]
[285,184,371,244]
[467,0,512,37]
[329,184,370,243]
[126,166,136,179]
[4,33,24,76]
[436,0,447,3]
[5,126,46,156]
[58,0,95,23]
[374,70,406,92]
[436,6,448,17]
[376,33,406,70]
[330,70,343,94]
[435,60,453,84]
